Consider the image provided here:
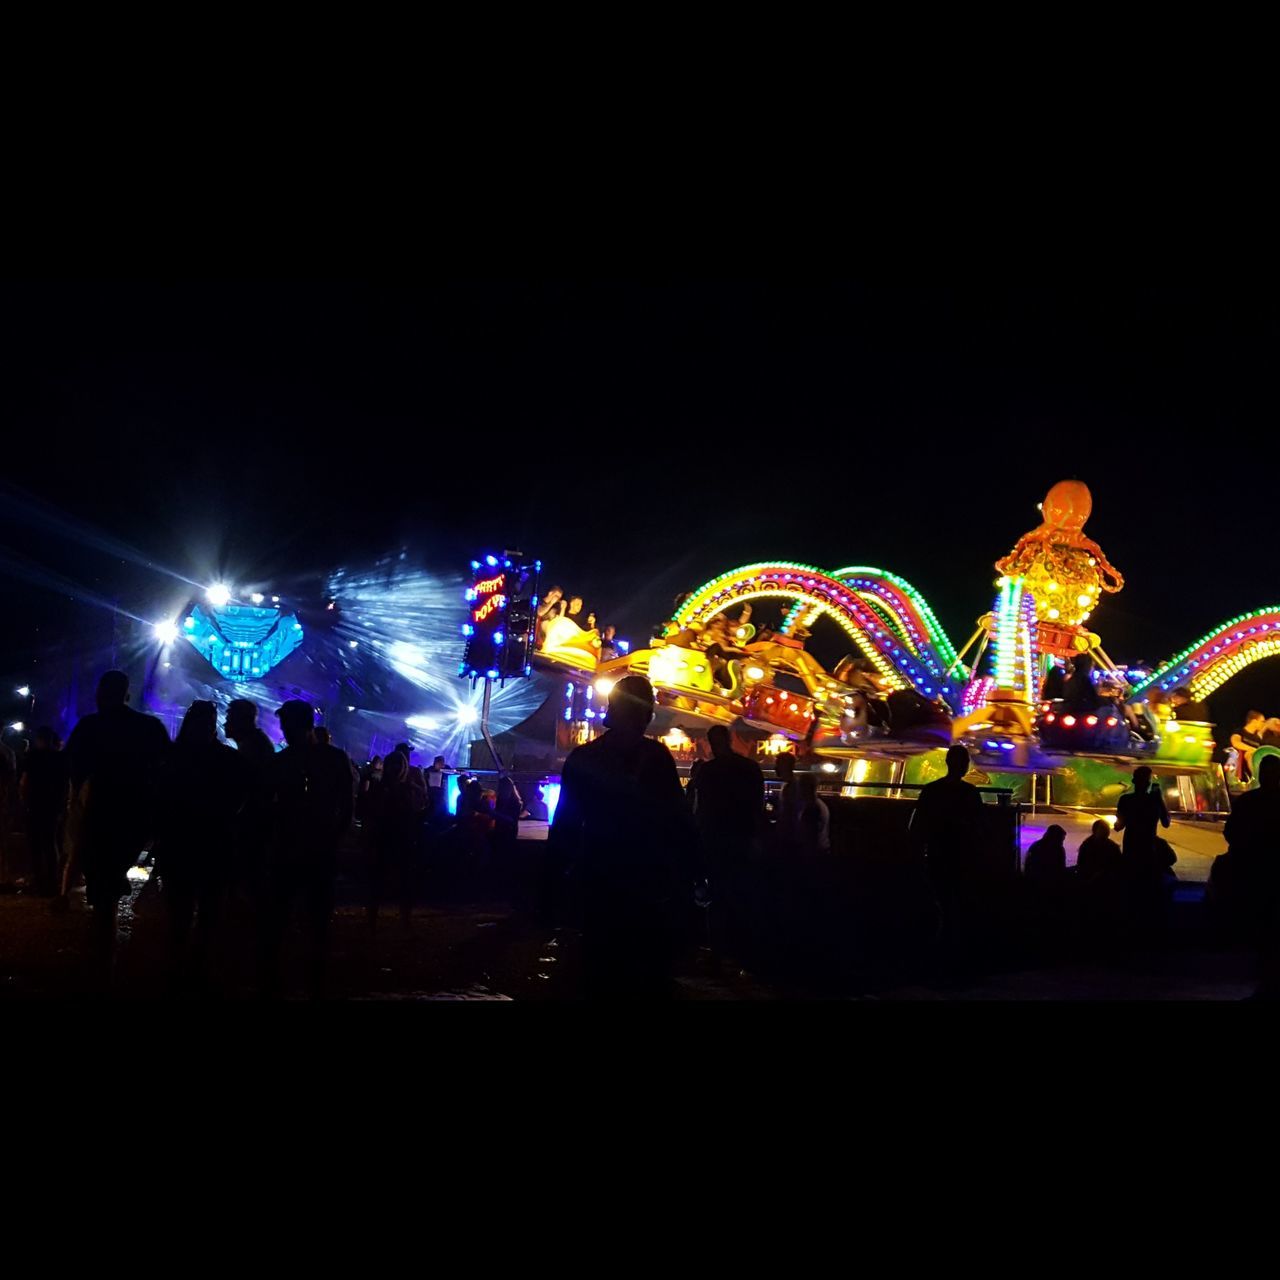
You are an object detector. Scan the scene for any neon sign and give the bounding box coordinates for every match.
[460,555,541,680]
[473,578,507,624]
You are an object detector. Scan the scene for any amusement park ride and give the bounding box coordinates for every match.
[523,481,1280,811]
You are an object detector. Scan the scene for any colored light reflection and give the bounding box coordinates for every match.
[540,780,562,824]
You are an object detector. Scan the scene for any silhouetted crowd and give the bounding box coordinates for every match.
[5,668,1280,1000]
[0,670,519,998]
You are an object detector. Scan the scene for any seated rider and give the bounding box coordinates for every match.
[1232,710,1267,784]
[699,614,749,690]
[1062,653,1100,712]
[1040,661,1067,701]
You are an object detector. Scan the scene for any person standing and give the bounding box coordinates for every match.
[425,755,451,822]
[909,745,984,897]
[793,774,831,855]
[771,752,801,850]
[64,670,171,987]
[1114,766,1171,872]
[224,699,276,902]
[363,751,417,932]
[393,743,428,814]
[19,727,70,898]
[155,701,247,994]
[690,725,765,945]
[549,675,701,999]
[1115,765,1174,939]
[1222,754,1280,997]
[258,701,354,999]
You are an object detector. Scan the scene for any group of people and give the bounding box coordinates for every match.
[354,750,522,927]
[9,672,360,995]
[1042,655,1217,747]
[1,669,524,997]
[535,585,621,660]
[1019,765,1179,948]
[1229,710,1280,783]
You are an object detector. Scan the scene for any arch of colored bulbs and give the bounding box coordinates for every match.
[672,563,956,698]
[1133,608,1280,701]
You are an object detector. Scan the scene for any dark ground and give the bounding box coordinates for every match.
[0,832,791,1001]
[0,828,1261,1001]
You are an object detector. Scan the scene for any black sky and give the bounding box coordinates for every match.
[1,281,1276,696]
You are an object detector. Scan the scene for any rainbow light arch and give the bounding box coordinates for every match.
[671,562,961,701]
[1133,608,1280,701]
[829,565,964,675]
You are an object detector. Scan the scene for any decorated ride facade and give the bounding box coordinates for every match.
[529,481,1273,812]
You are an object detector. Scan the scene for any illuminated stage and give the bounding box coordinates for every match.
[28,556,556,767]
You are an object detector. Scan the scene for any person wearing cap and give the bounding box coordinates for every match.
[548,674,701,999]
[258,699,355,999]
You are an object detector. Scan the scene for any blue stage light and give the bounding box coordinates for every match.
[494,632,504,645]
[461,623,474,636]
[485,555,498,567]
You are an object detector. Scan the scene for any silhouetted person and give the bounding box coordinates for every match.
[19,727,69,897]
[1222,753,1280,997]
[1115,765,1171,876]
[1076,819,1122,885]
[0,738,16,887]
[772,752,800,848]
[259,700,355,999]
[155,701,247,994]
[393,742,428,814]
[459,778,494,866]
[425,755,450,821]
[364,750,417,931]
[317,726,361,802]
[1040,662,1067,701]
[549,675,700,999]
[225,698,275,899]
[64,670,171,985]
[692,726,765,864]
[1115,765,1173,940]
[1062,653,1099,711]
[794,774,831,854]
[1023,824,1067,888]
[599,624,620,661]
[1170,686,1210,722]
[909,744,984,896]
[690,725,765,946]
[493,775,522,871]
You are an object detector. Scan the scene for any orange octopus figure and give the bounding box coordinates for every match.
[995,480,1124,628]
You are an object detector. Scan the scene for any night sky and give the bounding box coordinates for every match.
[2,281,1276,730]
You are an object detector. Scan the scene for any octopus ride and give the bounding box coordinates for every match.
[527,481,1279,814]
